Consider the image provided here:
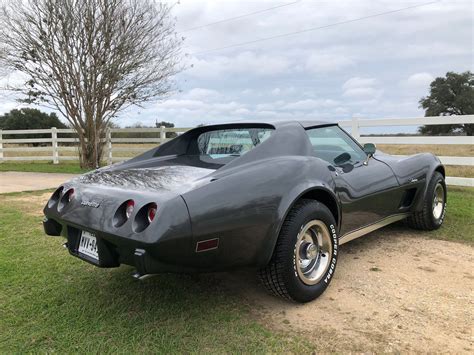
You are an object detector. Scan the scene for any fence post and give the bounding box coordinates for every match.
[0,129,4,163]
[106,127,113,166]
[0,129,3,163]
[51,127,59,164]
[351,117,360,140]
[160,125,166,144]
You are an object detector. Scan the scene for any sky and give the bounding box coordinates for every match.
[0,0,472,132]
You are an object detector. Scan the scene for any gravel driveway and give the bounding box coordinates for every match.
[221,226,473,353]
[0,171,77,193]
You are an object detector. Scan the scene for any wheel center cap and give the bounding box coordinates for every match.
[305,243,318,260]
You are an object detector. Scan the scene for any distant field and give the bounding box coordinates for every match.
[1,143,472,177]
[377,144,473,157]
[377,144,473,178]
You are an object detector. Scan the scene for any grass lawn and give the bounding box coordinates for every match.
[431,186,474,244]
[0,187,472,353]
[0,190,310,353]
[0,162,90,174]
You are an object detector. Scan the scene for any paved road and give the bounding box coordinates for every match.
[0,171,77,193]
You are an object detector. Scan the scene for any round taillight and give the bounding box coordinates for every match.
[58,188,75,212]
[125,200,135,219]
[67,188,75,202]
[147,203,157,223]
[48,186,64,208]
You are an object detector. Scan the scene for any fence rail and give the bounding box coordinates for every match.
[0,115,472,186]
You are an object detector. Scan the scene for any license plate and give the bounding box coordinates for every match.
[78,231,99,261]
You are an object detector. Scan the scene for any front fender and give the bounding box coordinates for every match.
[416,159,445,211]
[376,152,444,212]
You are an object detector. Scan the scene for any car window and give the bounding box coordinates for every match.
[197,128,273,159]
[306,126,366,165]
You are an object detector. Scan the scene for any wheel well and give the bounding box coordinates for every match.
[298,189,339,225]
[435,165,445,178]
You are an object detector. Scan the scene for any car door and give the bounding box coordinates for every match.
[306,125,400,235]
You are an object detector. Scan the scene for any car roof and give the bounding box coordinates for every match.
[200,120,338,129]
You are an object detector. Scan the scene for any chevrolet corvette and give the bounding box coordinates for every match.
[43,121,446,302]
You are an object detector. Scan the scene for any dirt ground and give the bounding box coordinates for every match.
[219,225,473,353]
[5,192,473,353]
[0,171,77,193]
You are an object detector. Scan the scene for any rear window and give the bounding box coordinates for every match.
[197,128,273,158]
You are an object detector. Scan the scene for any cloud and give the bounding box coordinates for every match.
[188,51,291,79]
[282,99,340,110]
[342,77,383,100]
[403,72,434,89]
[305,52,355,73]
[271,88,281,95]
[1,0,471,131]
[342,77,377,90]
[181,88,222,101]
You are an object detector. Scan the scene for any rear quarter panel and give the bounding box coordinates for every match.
[181,156,336,269]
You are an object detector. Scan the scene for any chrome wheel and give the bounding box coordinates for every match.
[432,182,445,219]
[295,220,333,285]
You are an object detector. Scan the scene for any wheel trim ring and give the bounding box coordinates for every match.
[432,183,445,220]
[295,220,332,286]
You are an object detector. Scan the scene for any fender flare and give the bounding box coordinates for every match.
[415,163,445,211]
[256,183,340,267]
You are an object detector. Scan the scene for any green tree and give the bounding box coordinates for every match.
[0,108,66,130]
[419,71,473,135]
[155,120,177,138]
[0,108,67,143]
[0,0,182,168]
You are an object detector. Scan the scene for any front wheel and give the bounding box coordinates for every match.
[259,199,338,303]
[407,171,447,230]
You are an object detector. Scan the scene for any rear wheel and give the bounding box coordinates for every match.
[259,199,338,303]
[407,171,446,230]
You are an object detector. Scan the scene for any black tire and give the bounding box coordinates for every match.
[259,199,338,303]
[407,171,447,230]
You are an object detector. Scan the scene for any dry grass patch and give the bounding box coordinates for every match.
[378,144,472,157]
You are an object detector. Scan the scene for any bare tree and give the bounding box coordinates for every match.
[0,0,182,168]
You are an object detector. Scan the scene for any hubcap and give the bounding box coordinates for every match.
[295,220,333,285]
[432,183,445,219]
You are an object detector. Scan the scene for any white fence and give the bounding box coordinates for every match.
[338,115,473,187]
[0,115,472,186]
[0,126,191,165]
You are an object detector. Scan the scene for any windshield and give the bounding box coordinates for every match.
[196,128,273,159]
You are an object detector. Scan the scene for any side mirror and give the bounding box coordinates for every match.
[363,143,376,156]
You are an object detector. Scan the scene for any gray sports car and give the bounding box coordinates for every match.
[43,121,446,302]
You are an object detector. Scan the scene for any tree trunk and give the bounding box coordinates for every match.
[79,125,105,169]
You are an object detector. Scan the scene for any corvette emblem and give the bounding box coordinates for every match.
[81,200,100,208]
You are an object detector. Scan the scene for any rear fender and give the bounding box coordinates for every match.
[256,163,338,267]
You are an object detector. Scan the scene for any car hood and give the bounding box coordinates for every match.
[71,165,216,194]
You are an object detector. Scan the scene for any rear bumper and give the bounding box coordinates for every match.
[43,215,220,274]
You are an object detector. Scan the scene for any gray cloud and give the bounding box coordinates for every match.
[1,0,472,131]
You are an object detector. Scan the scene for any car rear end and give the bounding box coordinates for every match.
[43,167,205,274]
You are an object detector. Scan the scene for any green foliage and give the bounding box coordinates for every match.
[155,120,177,138]
[0,108,67,131]
[431,186,474,244]
[419,71,474,135]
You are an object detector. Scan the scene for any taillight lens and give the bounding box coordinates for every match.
[125,200,135,219]
[48,186,63,208]
[147,203,157,223]
[66,188,75,202]
[58,188,75,212]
